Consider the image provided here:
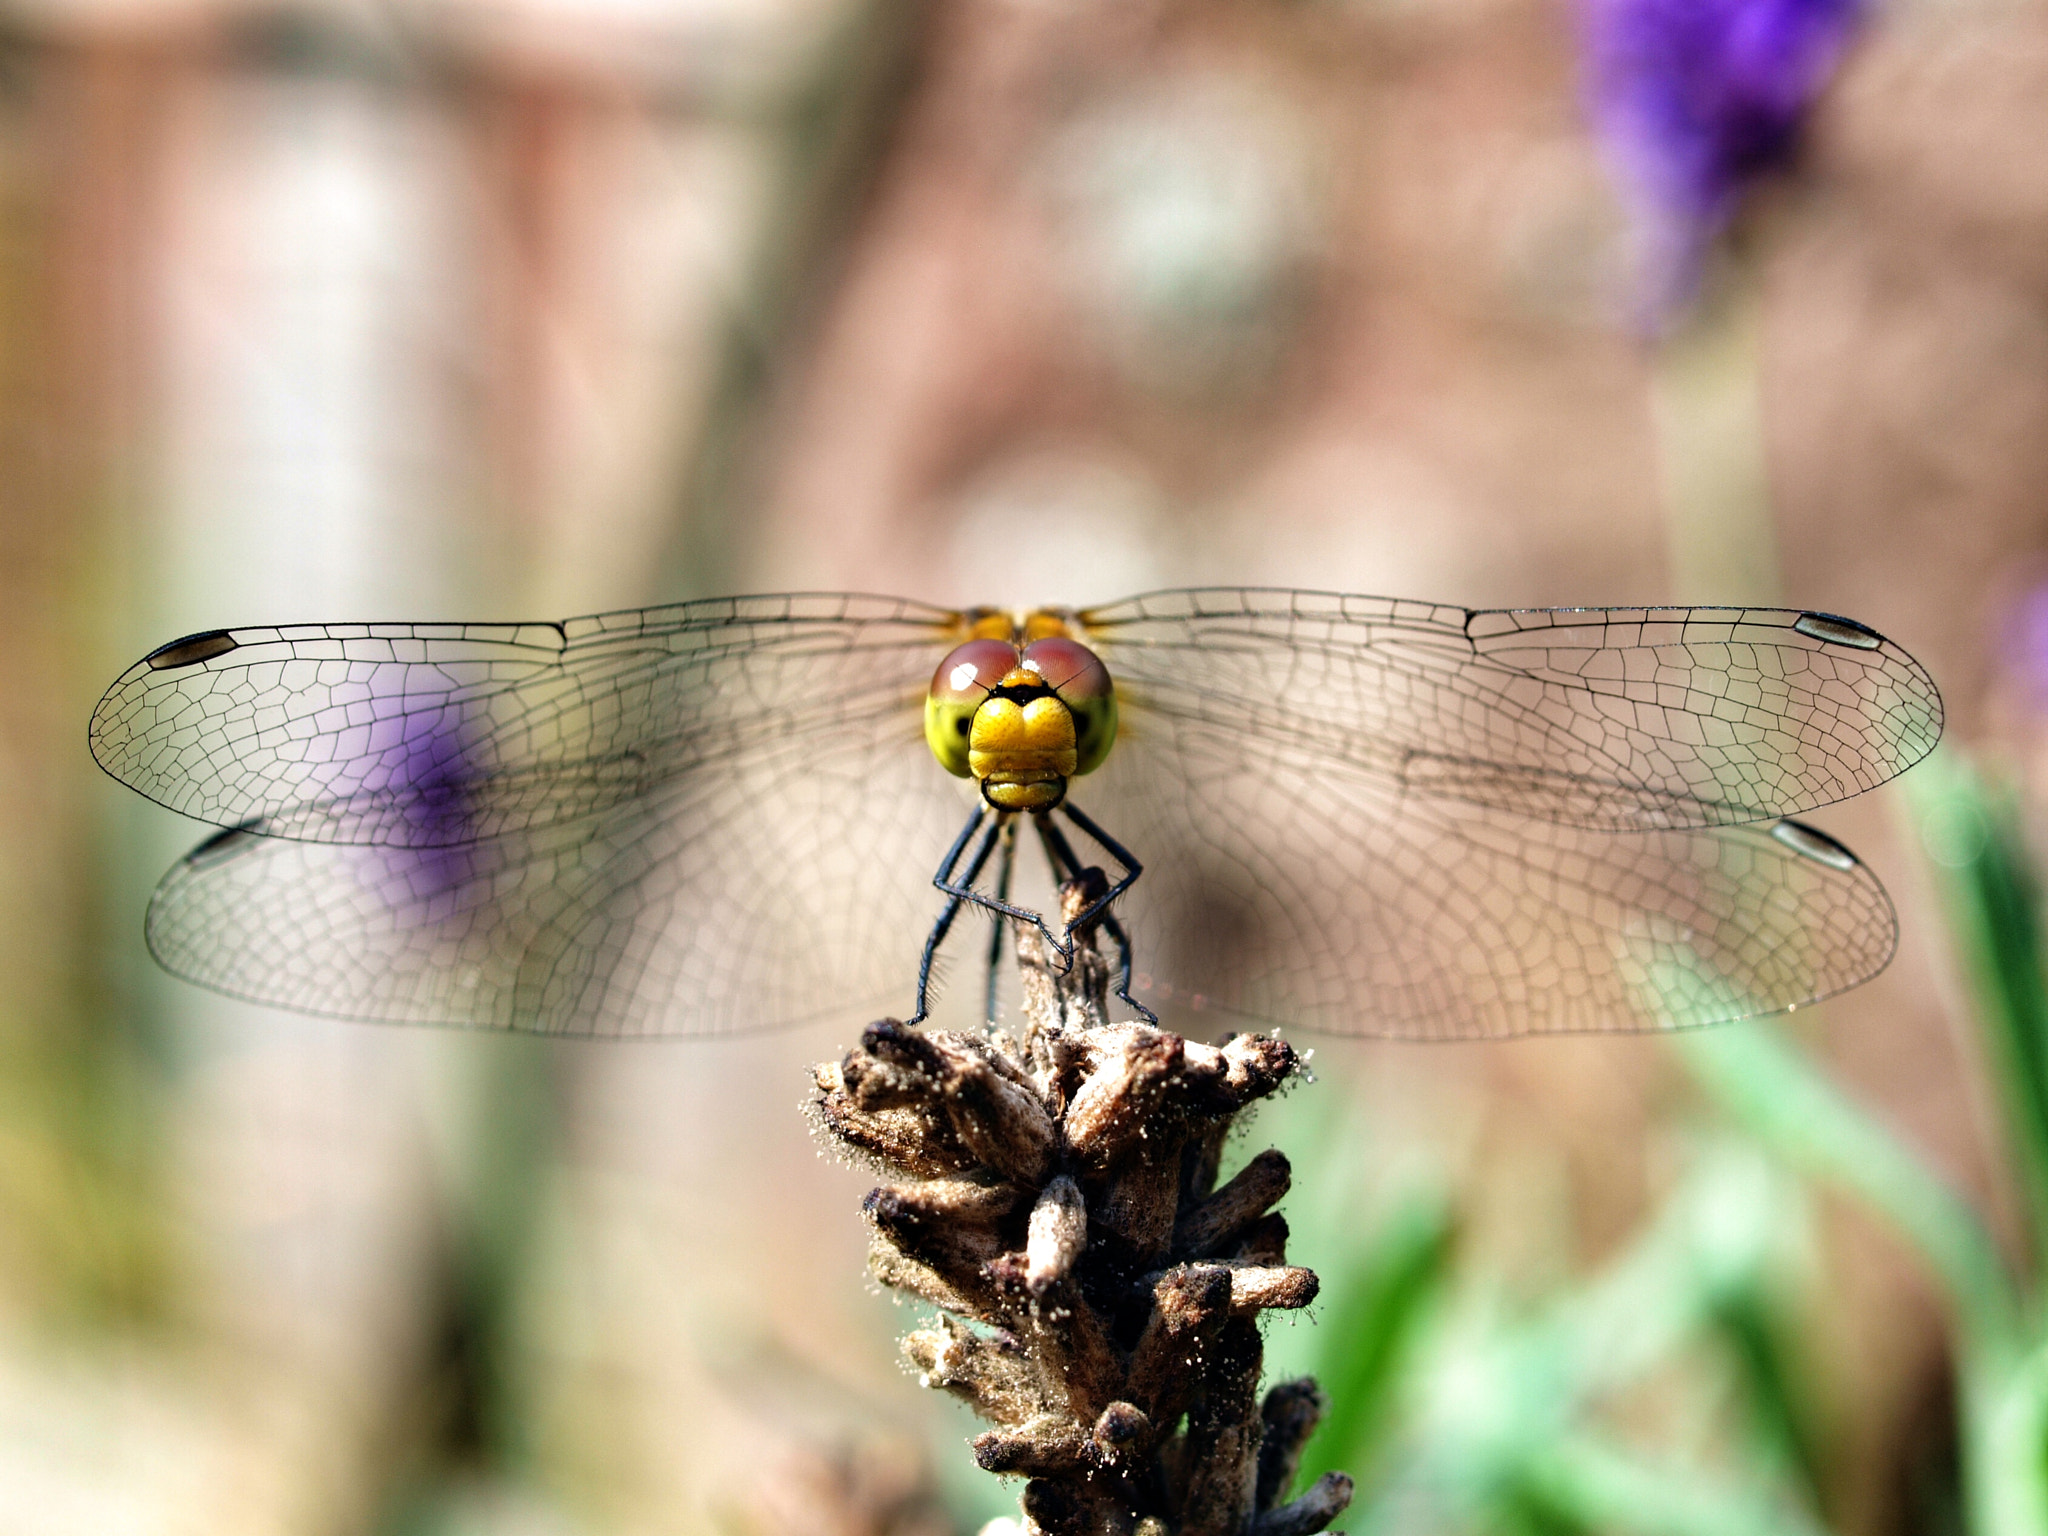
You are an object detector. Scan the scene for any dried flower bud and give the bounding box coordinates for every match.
[1025,1177,1087,1294]
[869,1238,992,1318]
[1178,1320,1265,1536]
[941,1054,1058,1187]
[812,1061,979,1179]
[1234,1214,1290,1267]
[1091,1400,1151,1458]
[906,1317,1042,1422]
[841,1022,938,1106]
[1251,1472,1354,1536]
[812,874,1348,1535]
[1226,1264,1319,1315]
[1126,1265,1234,1422]
[853,1021,1059,1185]
[1215,1034,1298,1108]
[974,1416,1090,1477]
[1176,1150,1291,1257]
[1255,1379,1326,1512]
[1019,1278,1124,1422]
[1063,1028,1184,1169]
[1088,1128,1184,1262]
[864,1179,1021,1285]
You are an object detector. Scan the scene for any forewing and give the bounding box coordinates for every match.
[90,594,964,845]
[1080,590,1942,831]
[142,692,974,1037]
[1082,718,1896,1039]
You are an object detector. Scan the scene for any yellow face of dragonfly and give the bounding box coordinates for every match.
[924,610,1118,813]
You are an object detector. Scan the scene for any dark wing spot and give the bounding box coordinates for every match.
[1770,818,1859,871]
[185,818,270,869]
[1793,612,1883,651]
[146,630,239,670]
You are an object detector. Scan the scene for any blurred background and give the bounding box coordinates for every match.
[8,0,2048,1531]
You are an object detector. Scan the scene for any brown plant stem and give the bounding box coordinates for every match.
[812,873,1354,1536]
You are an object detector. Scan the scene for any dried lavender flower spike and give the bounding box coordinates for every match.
[812,876,1353,1536]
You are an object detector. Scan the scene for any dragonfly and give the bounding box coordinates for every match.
[88,589,1943,1042]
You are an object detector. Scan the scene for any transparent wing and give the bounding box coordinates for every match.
[1079,590,1942,831]
[89,593,964,844]
[1069,588,1937,1038]
[99,594,985,1037]
[137,675,979,1038]
[1081,720,1897,1039]
[96,586,1941,1042]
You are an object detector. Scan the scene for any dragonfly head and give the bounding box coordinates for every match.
[925,633,1118,812]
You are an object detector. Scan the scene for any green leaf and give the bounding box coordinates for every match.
[1913,754,2048,1278]
[1674,1024,2018,1364]
[1298,1190,1456,1491]
[1513,1433,1831,1536]
[1707,1282,1827,1510]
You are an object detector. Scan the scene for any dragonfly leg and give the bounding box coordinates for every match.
[1036,806,1157,1025]
[1100,909,1156,1025]
[912,805,1002,1025]
[937,809,1073,956]
[917,804,1062,1024]
[1054,800,1143,934]
[916,798,1148,1028]
[983,817,1018,1025]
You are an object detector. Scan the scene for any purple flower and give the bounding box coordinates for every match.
[396,709,474,846]
[385,705,483,903]
[1582,0,1864,310]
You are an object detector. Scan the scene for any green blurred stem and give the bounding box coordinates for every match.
[1969,1340,2048,1536]
[1910,756,2048,1282]
[1652,265,1780,608]
[1297,1192,1455,1491]
[1646,206,2048,1536]
[1708,1284,1828,1506]
[1680,1024,2048,1536]
[1518,1432,1831,1536]
[1674,1026,2019,1362]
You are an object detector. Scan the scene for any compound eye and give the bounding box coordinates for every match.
[926,639,1020,777]
[931,639,1021,703]
[1021,638,1109,697]
[1023,638,1117,775]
